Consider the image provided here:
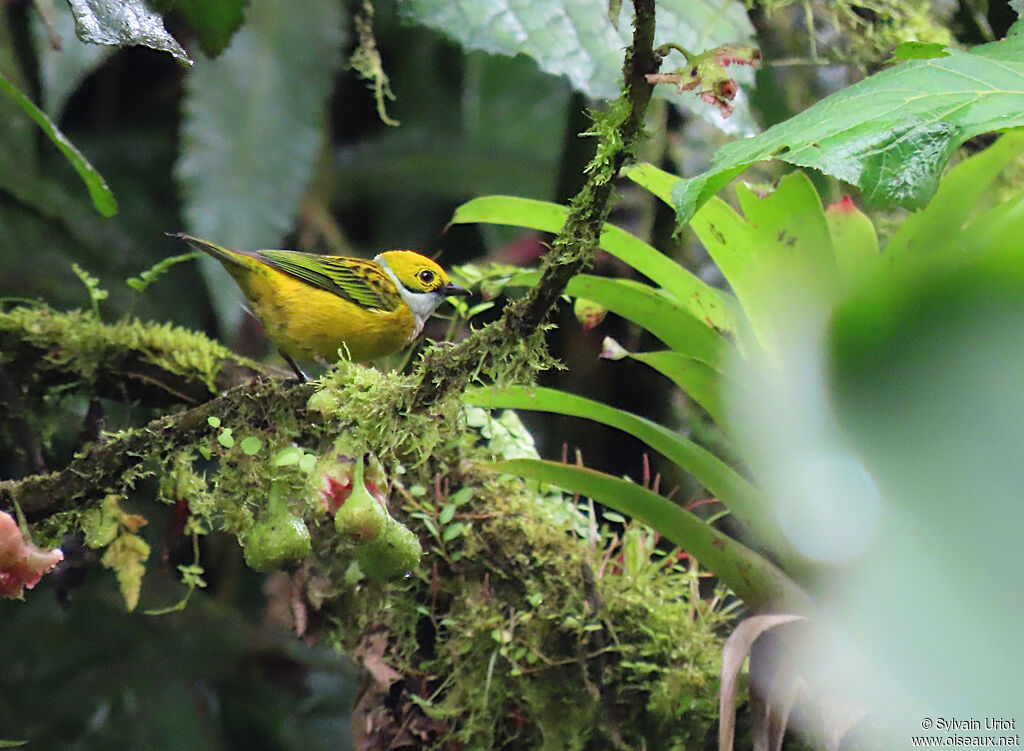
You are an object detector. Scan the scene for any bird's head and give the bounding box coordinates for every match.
[374,250,470,325]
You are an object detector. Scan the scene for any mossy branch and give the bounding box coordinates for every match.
[1,0,660,520]
[411,0,659,408]
[0,377,317,518]
[0,304,266,407]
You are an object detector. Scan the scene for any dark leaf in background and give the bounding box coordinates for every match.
[171,0,250,57]
[176,0,345,332]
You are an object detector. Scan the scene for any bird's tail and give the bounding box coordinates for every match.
[168,233,254,271]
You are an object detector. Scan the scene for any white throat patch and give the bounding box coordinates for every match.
[375,255,444,335]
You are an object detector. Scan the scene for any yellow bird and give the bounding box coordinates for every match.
[173,234,470,380]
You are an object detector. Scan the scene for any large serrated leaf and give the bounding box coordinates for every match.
[671,34,1024,224]
[398,0,757,134]
[66,0,191,64]
[176,0,344,332]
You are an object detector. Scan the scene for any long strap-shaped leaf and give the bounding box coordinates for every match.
[510,271,731,369]
[450,195,737,333]
[489,459,811,614]
[465,384,805,574]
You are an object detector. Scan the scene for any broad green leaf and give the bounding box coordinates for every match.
[176,0,344,333]
[671,34,1024,224]
[66,0,191,65]
[464,384,803,570]
[450,195,736,332]
[399,0,758,134]
[490,459,811,613]
[885,129,1024,258]
[0,70,117,217]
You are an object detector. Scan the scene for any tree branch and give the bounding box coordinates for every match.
[411,0,659,407]
[0,378,316,518]
[0,0,662,519]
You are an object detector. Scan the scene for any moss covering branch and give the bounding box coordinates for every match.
[0,376,316,518]
[0,303,266,407]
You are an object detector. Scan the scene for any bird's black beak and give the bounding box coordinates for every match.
[441,282,471,297]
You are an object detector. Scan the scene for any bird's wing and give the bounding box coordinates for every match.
[255,250,402,312]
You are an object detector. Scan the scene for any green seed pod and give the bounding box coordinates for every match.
[333,457,388,541]
[355,518,422,581]
[242,484,311,572]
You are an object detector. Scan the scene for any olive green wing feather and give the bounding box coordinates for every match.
[255,250,402,311]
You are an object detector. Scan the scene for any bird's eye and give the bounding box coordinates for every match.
[418,269,435,284]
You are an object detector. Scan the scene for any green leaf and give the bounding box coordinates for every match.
[622,161,677,206]
[490,459,810,613]
[888,41,950,61]
[70,262,109,317]
[66,0,192,65]
[441,522,465,542]
[239,436,263,455]
[671,34,1024,224]
[273,446,301,466]
[823,241,1024,711]
[0,70,117,217]
[438,504,456,525]
[125,252,200,293]
[399,0,757,133]
[510,271,730,367]
[449,195,736,333]
[176,0,344,332]
[627,350,727,426]
[463,384,800,568]
[171,0,249,57]
[824,196,879,280]
[689,172,839,354]
[885,129,1024,259]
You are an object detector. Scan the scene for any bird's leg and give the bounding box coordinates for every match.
[280,351,309,382]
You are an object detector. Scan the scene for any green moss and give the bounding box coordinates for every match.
[0,303,257,394]
[4,307,727,749]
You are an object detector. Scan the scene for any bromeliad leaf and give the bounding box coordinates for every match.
[668,33,1024,225]
[487,458,811,613]
[463,384,806,573]
[450,195,737,333]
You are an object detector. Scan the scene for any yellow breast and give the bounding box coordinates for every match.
[236,265,415,362]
